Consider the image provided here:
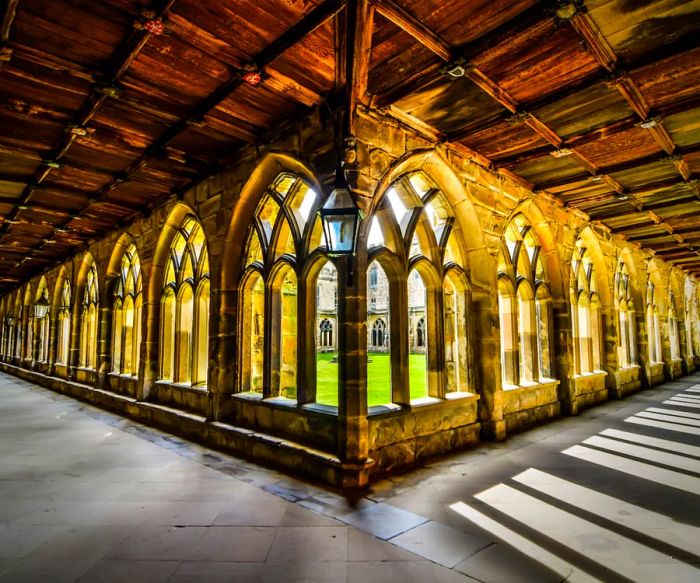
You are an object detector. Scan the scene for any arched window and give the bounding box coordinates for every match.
[571,239,602,374]
[498,215,552,386]
[615,261,636,367]
[646,281,662,363]
[113,243,142,376]
[368,171,471,404]
[319,318,333,348]
[371,318,387,347]
[668,292,680,360]
[79,263,98,369]
[239,173,318,402]
[160,217,209,387]
[56,279,71,365]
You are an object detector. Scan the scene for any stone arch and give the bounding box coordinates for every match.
[617,247,642,309]
[367,149,488,287]
[222,152,323,293]
[571,226,613,311]
[504,199,564,301]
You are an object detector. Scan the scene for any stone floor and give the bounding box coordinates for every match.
[0,372,699,582]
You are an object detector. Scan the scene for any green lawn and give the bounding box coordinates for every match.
[316,352,427,406]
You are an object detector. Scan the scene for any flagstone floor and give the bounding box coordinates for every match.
[1,371,699,582]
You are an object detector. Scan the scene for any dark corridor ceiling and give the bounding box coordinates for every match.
[0,0,699,293]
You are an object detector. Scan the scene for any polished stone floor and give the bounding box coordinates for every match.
[1,372,699,582]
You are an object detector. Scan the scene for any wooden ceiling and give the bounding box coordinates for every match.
[0,0,699,293]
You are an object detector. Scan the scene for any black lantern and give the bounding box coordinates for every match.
[318,164,363,256]
[34,294,50,319]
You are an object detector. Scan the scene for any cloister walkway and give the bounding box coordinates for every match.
[1,371,699,582]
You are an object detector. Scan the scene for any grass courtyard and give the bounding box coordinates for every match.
[315,352,427,406]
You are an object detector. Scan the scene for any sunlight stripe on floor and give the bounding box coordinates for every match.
[626,416,700,436]
[600,428,700,458]
[635,411,700,427]
[474,484,699,583]
[512,468,700,556]
[677,393,700,400]
[582,435,700,474]
[449,501,602,583]
[563,445,700,495]
[667,398,700,409]
[686,387,700,393]
[647,407,700,420]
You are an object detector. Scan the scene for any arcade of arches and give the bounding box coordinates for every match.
[1,127,699,488]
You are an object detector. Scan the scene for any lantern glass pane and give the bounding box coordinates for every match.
[324,214,355,253]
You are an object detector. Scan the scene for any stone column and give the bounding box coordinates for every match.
[602,306,620,398]
[474,289,506,440]
[97,304,112,389]
[212,285,237,420]
[47,307,58,377]
[140,297,158,401]
[553,297,577,415]
[336,254,370,487]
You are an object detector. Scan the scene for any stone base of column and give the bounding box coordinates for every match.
[480,418,506,441]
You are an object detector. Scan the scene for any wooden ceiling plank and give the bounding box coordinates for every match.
[372,0,451,62]
[375,1,550,108]
[563,7,687,181]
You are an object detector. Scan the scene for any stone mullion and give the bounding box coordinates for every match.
[391,275,409,406]
[265,283,280,399]
[297,277,314,405]
[336,256,369,477]
[426,285,444,398]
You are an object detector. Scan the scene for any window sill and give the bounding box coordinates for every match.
[108,372,139,381]
[154,380,208,393]
[573,370,607,379]
[231,392,339,417]
[503,379,560,391]
[618,364,640,371]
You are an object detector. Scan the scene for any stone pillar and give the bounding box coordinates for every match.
[297,277,314,405]
[97,304,112,389]
[602,306,620,398]
[212,286,237,420]
[474,289,506,440]
[553,297,577,415]
[140,298,158,401]
[67,306,81,380]
[47,307,58,377]
[336,254,371,487]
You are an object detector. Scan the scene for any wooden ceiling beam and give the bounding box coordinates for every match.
[372,0,451,61]
[346,0,374,133]
[535,143,700,192]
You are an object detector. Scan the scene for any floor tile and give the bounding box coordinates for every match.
[340,502,428,540]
